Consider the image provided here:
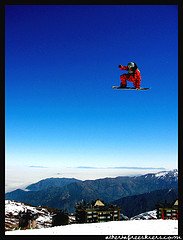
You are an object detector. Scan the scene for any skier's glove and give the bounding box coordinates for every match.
[118,65,122,68]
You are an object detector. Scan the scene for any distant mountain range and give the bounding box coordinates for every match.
[5,169,178,214]
[111,188,178,218]
[26,178,81,191]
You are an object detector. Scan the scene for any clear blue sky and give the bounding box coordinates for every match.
[5,5,178,175]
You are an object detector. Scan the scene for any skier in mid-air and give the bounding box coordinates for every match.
[118,62,141,89]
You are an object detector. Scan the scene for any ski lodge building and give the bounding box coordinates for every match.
[75,199,120,223]
[156,200,178,220]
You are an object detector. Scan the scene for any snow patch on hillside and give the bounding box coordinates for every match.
[5,200,52,230]
[155,169,178,179]
[130,210,157,220]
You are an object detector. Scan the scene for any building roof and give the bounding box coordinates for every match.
[94,200,105,207]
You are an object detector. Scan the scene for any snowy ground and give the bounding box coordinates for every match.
[5,200,178,235]
[5,200,52,231]
[5,219,178,235]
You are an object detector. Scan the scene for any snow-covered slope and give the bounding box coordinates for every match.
[130,210,157,220]
[5,200,178,235]
[154,169,178,179]
[5,219,178,235]
[5,200,52,231]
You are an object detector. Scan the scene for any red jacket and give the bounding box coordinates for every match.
[119,65,141,88]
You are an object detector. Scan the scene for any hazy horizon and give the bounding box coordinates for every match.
[5,164,176,193]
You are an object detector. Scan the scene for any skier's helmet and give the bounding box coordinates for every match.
[127,62,135,68]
